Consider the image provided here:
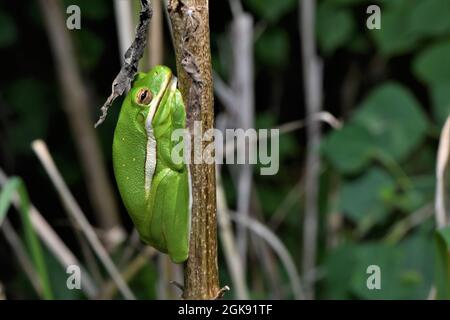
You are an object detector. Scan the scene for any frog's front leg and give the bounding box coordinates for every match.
[158,90,187,173]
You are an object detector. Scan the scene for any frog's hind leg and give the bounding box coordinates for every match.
[156,170,190,263]
[146,168,172,253]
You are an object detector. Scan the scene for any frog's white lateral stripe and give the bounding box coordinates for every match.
[144,75,177,194]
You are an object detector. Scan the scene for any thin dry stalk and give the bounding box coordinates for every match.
[148,0,164,67]
[1,218,42,296]
[0,168,98,298]
[228,212,304,299]
[216,172,249,299]
[435,115,450,228]
[38,0,123,247]
[31,140,135,300]
[99,247,156,299]
[299,0,323,299]
[114,0,135,59]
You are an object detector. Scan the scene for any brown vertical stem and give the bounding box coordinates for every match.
[168,0,220,299]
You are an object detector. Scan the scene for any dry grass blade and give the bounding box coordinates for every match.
[0,168,98,298]
[0,177,53,299]
[216,172,249,299]
[221,111,341,159]
[0,283,4,300]
[113,0,135,59]
[38,0,124,244]
[1,218,42,296]
[31,140,135,300]
[228,212,305,299]
[384,203,434,243]
[99,247,156,299]
[299,0,324,299]
[269,178,303,230]
[435,116,450,228]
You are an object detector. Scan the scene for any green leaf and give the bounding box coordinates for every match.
[370,1,420,56]
[42,248,84,299]
[322,124,374,174]
[401,232,434,298]
[340,168,395,227]
[352,236,433,300]
[386,175,434,220]
[354,82,428,162]
[0,177,53,299]
[350,243,408,299]
[431,82,450,126]
[413,41,450,85]
[323,244,357,299]
[323,83,428,173]
[255,27,290,68]
[0,11,17,48]
[435,227,450,299]
[316,3,356,54]
[324,236,434,299]
[391,189,424,214]
[244,0,296,23]
[409,0,450,37]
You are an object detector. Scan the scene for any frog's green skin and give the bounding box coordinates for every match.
[112,65,190,263]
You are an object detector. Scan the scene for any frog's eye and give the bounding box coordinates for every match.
[136,88,153,105]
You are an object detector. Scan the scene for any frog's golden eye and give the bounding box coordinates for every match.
[136,88,152,105]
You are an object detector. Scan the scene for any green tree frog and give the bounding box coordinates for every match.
[112,65,190,263]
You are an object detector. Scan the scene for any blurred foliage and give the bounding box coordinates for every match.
[0,9,17,48]
[4,79,53,155]
[0,178,53,299]
[323,83,428,173]
[245,0,296,23]
[325,229,434,299]
[340,167,395,229]
[1,0,450,300]
[255,27,290,69]
[317,0,449,299]
[316,1,356,55]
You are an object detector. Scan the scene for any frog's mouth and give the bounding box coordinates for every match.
[143,73,178,193]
